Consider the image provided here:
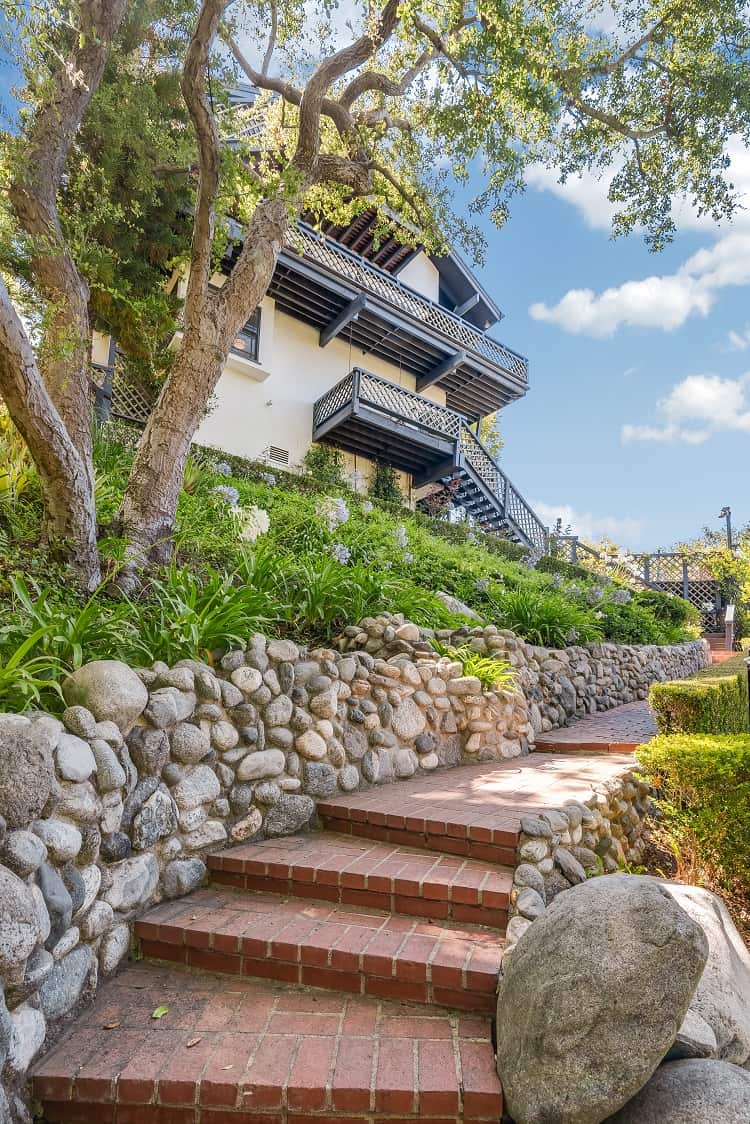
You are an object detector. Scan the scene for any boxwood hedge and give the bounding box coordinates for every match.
[649,653,749,735]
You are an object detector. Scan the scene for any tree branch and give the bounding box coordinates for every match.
[294,0,401,171]
[261,0,277,76]
[226,36,355,138]
[180,0,230,326]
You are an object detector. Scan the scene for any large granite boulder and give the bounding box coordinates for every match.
[62,661,148,732]
[605,1059,750,1122]
[662,882,750,1067]
[496,874,708,1124]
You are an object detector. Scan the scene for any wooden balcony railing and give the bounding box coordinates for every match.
[288,225,529,385]
[313,369,547,552]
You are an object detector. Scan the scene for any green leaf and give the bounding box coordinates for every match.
[151,1005,169,1020]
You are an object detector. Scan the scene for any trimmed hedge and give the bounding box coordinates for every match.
[649,653,749,735]
[637,733,750,889]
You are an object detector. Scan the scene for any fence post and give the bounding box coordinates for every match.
[571,537,578,564]
[682,559,689,601]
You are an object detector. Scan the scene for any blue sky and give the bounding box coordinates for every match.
[2,33,747,553]
[469,150,750,551]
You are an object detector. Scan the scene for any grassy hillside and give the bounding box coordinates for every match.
[0,422,700,712]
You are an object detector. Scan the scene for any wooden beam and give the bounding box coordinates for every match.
[411,457,461,489]
[416,351,466,392]
[319,294,367,347]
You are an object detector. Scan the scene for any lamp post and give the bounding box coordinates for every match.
[719,506,734,551]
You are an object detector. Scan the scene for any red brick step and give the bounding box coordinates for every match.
[316,792,518,866]
[135,889,503,1012]
[32,963,503,1123]
[208,835,512,930]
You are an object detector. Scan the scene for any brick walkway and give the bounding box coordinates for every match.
[318,752,635,848]
[535,700,657,753]
[31,749,635,1123]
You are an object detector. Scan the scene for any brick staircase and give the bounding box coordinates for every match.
[31,751,636,1124]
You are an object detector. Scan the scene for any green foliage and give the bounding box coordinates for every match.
[489,588,603,648]
[430,639,515,691]
[302,444,346,490]
[0,627,65,713]
[637,733,750,890]
[6,575,135,671]
[367,462,403,506]
[632,589,701,629]
[649,655,750,736]
[535,555,593,583]
[126,564,275,664]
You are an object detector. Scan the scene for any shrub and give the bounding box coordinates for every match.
[637,733,750,890]
[489,588,603,648]
[367,461,403,505]
[649,654,749,735]
[632,589,700,629]
[302,443,347,490]
[535,555,593,583]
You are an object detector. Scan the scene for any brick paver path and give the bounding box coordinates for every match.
[31,749,636,1123]
[535,700,657,753]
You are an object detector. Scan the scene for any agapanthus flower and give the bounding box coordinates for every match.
[394,524,408,548]
[215,461,232,476]
[317,496,350,532]
[260,472,276,486]
[331,542,351,564]
[234,505,270,542]
[212,484,240,507]
[611,588,632,605]
[361,500,373,514]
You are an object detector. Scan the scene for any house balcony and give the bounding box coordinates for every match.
[313,369,549,553]
[312,368,463,477]
[258,224,529,420]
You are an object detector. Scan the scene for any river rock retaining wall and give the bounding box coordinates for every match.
[0,621,707,1120]
[505,765,653,958]
[340,617,709,733]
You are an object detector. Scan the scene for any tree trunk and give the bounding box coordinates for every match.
[117,199,291,568]
[0,278,101,590]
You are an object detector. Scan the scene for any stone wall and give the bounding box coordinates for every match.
[0,628,529,1120]
[341,617,709,734]
[505,766,653,959]
[0,619,707,1121]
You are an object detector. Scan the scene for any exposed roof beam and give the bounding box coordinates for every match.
[453,293,480,317]
[319,294,367,347]
[416,350,466,392]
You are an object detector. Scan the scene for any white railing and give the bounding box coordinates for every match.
[287,225,529,383]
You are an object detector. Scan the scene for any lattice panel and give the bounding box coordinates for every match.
[312,372,355,428]
[289,227,529,382]
[358,371,462,439]
[111,369,153,424]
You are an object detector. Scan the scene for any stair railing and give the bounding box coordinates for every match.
[457,423,547,553]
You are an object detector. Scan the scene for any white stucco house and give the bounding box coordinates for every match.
[92,207,547,552]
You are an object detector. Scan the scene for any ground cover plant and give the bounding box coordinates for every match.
[0,425,700,712]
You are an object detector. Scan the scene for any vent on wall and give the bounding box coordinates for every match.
[260,445,290,467]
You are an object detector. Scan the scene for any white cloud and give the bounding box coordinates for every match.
[532,501,644,546]
[727,326,750,352]
[621,372,750,444]
[524,164,618,231]
[527,138,750,337]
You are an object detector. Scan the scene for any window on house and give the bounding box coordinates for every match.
[231,307,261,362]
